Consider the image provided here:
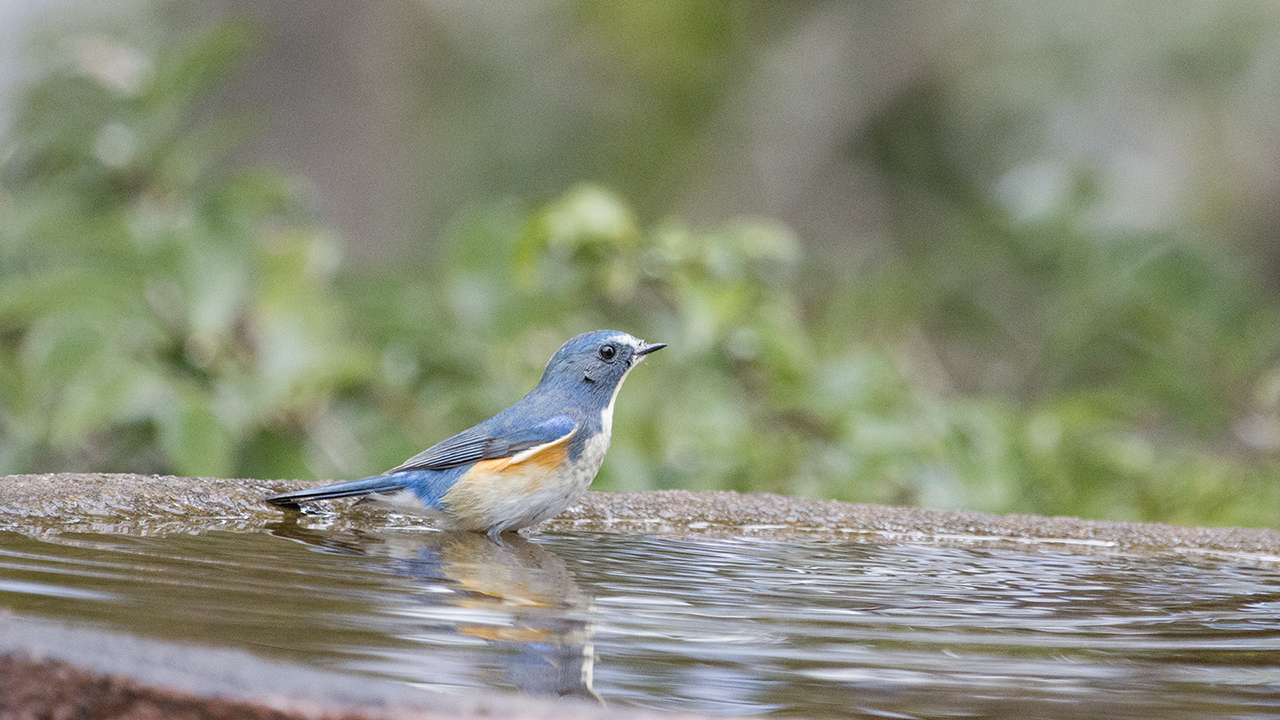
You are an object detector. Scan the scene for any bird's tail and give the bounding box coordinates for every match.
[265,475,409,509]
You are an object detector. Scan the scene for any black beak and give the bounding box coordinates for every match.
[635,341,667,357]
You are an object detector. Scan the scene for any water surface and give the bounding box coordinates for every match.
[1,523,1279,719]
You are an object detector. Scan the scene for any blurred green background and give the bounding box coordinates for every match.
[2,1,1279,528]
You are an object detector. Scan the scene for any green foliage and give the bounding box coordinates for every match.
[347,181,1280,529]
[3,17,1279,529]
[0,23,374,478]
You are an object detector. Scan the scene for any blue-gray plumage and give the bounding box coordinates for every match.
[266,330,665,535]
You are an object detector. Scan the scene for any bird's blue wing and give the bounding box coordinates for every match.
[388,414,578,473]
[387,426,492,473]
[264,414,578,510]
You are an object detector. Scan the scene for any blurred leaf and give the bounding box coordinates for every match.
[157,383,233,477]
[3,5,1280,532]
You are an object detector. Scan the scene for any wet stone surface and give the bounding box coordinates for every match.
[3,473,1280,720]
[2,473,1280,560]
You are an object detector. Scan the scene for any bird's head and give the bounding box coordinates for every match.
[537,330,665,402]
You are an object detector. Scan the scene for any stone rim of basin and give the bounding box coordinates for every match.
[0,611,687,720]
[1,473,1279,562]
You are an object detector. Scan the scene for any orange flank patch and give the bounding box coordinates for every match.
[441,431,579,530]
[472,435,571,475]
[458,624,558,643]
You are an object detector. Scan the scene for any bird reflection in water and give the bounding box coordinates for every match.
[269,520,598,701]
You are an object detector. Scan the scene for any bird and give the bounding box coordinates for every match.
[266,330,665,535]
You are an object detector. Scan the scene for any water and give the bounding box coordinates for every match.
[2,523,1280,718]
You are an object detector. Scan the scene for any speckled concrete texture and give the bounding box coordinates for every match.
[2,473,1279,560]
[0,654,302,720]
[549,489,1280,560]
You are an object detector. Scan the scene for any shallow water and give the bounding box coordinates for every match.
[2,523,1279,719]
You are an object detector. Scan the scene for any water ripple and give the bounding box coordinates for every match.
[1,528,1279,718]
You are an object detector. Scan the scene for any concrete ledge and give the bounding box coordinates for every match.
[0,614,698,720]
[1,473,1279,560]
[555,490,1280,560]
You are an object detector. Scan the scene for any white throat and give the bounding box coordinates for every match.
[600,358,640,437]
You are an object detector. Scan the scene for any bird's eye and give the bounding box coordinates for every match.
[598,344,617,361]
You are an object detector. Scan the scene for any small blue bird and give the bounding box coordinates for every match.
[266,330,665,535]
